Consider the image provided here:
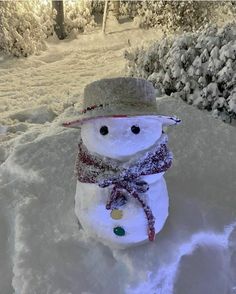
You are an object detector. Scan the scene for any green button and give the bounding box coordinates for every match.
[113,226,125,236]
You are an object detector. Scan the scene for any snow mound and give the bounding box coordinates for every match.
[9,105,57,124]
[6,123,29,134]
[125,23,236,124]
[0,97,236,293]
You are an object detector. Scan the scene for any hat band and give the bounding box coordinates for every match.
[82,103,104,114]
[82,100,156,115]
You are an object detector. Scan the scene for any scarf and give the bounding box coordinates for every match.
[75,133,172,241]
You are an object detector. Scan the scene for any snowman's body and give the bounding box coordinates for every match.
[75,116,170,249]
[75,174,168,249]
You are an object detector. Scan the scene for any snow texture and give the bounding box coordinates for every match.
[0,97,236,294]
[125,22,236,124]
[9,105,57,124]
[0,21,162,133]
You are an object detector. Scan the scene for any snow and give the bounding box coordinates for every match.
[9,105,57,124]
[0,23,162,132]
[127,224,236,294]
[1,94,236,293]
[0,20,236,294]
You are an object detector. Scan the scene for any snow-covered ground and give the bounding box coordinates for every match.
[0,20,162,139]
[0,20,236,294]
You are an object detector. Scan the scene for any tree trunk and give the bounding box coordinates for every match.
[52,0,66,40]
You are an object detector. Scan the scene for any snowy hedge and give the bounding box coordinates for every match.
[124,23,236,123]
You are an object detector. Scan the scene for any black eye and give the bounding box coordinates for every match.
[100,126,109,136]
[131,125,140,134]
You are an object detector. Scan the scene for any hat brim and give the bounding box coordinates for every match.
[63,114,181,128]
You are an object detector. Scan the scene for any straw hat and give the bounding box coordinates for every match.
[63,77,181,128]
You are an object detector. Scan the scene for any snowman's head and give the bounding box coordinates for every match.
[81,116,164,160]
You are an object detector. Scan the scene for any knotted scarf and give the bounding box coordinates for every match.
[76,133,172,241]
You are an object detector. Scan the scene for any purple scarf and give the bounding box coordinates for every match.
[76,134,172,241]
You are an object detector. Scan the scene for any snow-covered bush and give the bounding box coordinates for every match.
[91,1,236,34]
[0,1,53,57]
[132,1,235,33]
[64,0,96,35]
[116,1,235,33]
[124,23,236,123]
[0,0,96,57]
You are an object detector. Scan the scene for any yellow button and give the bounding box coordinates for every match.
[110,209,123,220]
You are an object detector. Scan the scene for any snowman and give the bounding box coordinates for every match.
[63,77,180,249]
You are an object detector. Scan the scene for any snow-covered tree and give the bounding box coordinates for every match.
[64,0,96,36]
[119,0,236,33]
[0,0,96,57]
[0,1,53,57]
